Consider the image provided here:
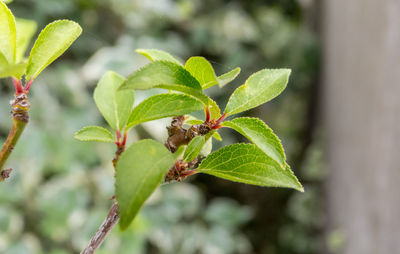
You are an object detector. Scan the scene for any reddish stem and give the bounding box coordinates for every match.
[215,113,227,124]
[121,131,127,146]
[181,169,199,177]
[12,78,24,95]
[205,107,211,123]
[115,130,122,146]
[24,80,33,93]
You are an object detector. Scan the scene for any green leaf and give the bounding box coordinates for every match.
[15,18,37,63]
[94,71,135,131]
[224,69,291,116]
[0,1,16,64]
[173,145,185,160]
[0,62,26,78]
[137,49,182,65]
[183,136,205,162]
[200,137,213,157]
[1,0,13,4]
[25,20,82,81]
[198,143,303,192]
[223,117,286,169]
[216,67,241,88]
[127,93,203,129]
[74,126,114,143]
[120,61,209,105]
[0,51,7,68]
[208,98,221,119]
[212,132,222,141]
[184,56,218,89]
[116,139,175,230]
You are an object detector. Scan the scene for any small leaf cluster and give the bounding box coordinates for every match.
[0,1,81,92]
[74,48,303,230]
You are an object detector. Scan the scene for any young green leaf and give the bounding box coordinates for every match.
[0,51,7,68]
[208,98,221,119]
[224,69,291,116]
[25,20,82,81]
[0,62,25,78]
[0,1,16,64]
[223,117,286,169]
[183,136,205,162]
[200,137,213,157]
[184,56,218,89]
[74,126,114,143]
[198,143,303,192]
[137,49,182,65]
[119,61,209,105]
[127,93,203,129]
[116,139,175,230]
[216,67,241,88]
[94,71,135,131]
[15,18,37,63]
[173,145,185,160]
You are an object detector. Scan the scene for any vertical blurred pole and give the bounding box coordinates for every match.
[322,0,400,253]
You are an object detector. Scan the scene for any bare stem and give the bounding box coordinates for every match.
[0,93,29,182]
[80,202,120,254]
[81,137,127,253]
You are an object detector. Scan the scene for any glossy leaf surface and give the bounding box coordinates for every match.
[25,20,82,81]
[74,126,114,143]
[223,117,286,169]
[198,143,303,191]
[224,69,290,116]
[127,93,202,128]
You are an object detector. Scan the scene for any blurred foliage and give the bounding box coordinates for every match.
[0,0,322,253]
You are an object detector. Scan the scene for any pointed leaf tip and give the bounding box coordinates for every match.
[25,20,82,81]
[74,126,114,143]
[127,93,203,129]
[223,117,286,169]
[184,56,218,89]
[94,71,134,131]
[136,49,182,65]
[224,68,291,116]
[198,143,303,191]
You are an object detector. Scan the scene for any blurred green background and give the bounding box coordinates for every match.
[0,0,322,253]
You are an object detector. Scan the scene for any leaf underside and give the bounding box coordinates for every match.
[216,67,241,88]
[116,140,175,230]
[94,71,134,131]
[15,18,37,63]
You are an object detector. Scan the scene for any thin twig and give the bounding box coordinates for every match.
[0,93,29,182]
[80,202,120,254]
[81,134,127,253]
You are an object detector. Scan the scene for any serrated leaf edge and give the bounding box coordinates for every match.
[74,126,114,143]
